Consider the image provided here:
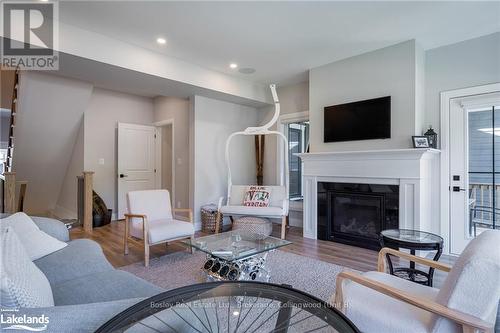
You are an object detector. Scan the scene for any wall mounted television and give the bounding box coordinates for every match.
[324,96,391,143]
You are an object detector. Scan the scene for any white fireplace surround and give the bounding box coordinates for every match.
[298,149,441,240]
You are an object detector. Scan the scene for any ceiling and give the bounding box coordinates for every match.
[59,1,500,85]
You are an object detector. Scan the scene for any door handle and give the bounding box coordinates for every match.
[452,186,466,192]
[119,174,128,178]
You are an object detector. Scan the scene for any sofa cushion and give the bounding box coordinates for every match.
[229,185,287,210]
[129,218,194,243]
[342,271,438,333]
[221,205,284,217]
[0,212,67,260]
[35,239,113,286]
[127,190,173,221]
[1,227,54,308]
[52,270,163,306]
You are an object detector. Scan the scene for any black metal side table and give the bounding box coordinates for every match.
[380,229,443,287]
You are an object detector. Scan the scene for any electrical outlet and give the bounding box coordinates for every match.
[177,158,182,165]
[98,158,105,165]
[177,201,181,208]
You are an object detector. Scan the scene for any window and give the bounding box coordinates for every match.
[286,121,309,199]
[468,105,500,236]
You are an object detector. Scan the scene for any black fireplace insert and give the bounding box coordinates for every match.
[317,182,399,250]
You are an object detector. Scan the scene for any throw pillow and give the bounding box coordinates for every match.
[243,186,270,207]
[0,227,55,308]
[0,212,67,260]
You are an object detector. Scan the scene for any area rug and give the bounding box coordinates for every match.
[120,250,355,302]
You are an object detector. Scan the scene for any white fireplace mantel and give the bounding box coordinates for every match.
[298,148,441,240]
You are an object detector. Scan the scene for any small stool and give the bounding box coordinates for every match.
[233,216,272,239]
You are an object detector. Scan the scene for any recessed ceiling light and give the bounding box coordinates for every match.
[156,37,167,45]
[229,63,238,69]
[39,0,49,2]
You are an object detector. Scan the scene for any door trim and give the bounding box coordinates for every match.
[440,83,500,254]
[153,119,176,209]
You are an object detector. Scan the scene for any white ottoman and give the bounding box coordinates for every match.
[233,216,272,239]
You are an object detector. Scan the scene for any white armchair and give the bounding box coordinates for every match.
[124,190,194,267]
[216,185,289,239]
[334,230,500,333]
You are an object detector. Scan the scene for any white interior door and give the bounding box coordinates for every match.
[117,123,158,219]
[449,94,500,254]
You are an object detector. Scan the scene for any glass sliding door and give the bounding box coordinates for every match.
[468,105,500,237]
[449,92,500,254]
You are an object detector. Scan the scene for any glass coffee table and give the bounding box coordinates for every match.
[183,230,291,282]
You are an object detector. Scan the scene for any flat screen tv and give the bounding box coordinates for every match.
[324,96,391,143]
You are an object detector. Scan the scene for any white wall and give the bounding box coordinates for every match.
[84,88,154,215]
[15,72,92,215]
[309,40,421,152]
[259,82,309,185]
[54,120,84,218]
[192,95,260,227]
[154,97,191,209]
[426,32,500,134]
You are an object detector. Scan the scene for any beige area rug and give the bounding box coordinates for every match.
[120,250,355,302]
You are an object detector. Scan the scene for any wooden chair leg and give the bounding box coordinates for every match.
[281,216,287,239]
[124,218,129,255]
[189,236,194,254]
[144,240,150,267]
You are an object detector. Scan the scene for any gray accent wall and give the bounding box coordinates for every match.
[425,32,500,133]
[309,40,422,152]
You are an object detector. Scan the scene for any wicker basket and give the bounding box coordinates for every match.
[201,204,223,233]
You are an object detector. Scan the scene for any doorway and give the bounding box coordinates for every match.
[154,119,175,209]
[445,89,500,254]
[160,124,174,198]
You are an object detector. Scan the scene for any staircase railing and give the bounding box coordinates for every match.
[5,67,20,172]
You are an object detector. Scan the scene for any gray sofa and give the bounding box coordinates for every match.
[19,217,164,332]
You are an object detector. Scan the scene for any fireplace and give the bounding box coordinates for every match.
[318,182,399,250]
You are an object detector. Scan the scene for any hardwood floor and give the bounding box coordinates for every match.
[70,221,379,272]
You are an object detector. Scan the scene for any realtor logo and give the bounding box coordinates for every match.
[1,1,59,70]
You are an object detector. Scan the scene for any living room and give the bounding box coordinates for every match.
[1,1,499,332]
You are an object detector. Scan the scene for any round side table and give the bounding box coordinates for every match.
[380,229,443,287]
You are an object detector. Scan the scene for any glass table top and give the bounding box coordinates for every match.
[183,230,292,261]
[381,229,443,244]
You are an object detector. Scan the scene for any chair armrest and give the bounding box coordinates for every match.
[173,208,193,223]
[377,247,452,273]
[335,271,493,333]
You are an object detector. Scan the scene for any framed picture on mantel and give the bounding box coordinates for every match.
[412,136,430,148]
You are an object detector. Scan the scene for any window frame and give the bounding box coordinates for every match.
[277,111,309,199]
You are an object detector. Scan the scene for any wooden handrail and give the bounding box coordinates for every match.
[83,171,94,233]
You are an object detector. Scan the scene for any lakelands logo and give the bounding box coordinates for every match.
[1,1,59,70]
[0,309,49,332]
